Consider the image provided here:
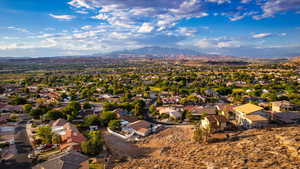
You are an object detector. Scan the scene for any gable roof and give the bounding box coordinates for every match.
[33,151,88,169]
[216,104,234,113]
[234,103,263,114]
[127,120,152,131]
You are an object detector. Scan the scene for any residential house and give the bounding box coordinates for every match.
[272,101,296,113]
[149,91,157,99]
[197,106,217,116]
[216,104,235,120]
[92,104,103,113]
[51,119,86,152]
[184,106,217,120]
[114,108,138,123]
[272,111,300,124]
[204,89,218,97]
[244,115,269,128]
[161,96,181,104]
[60,123,86,151]
[32,151,88,169]
[233,103,269,129]
[0,113,10,123]
[0,105,23,113]
[126,120,153,137]
[157,106,182,120]
[243,96,267,103]
[51,118,68,136]
[201,115,227,133]
[183,106,204,120]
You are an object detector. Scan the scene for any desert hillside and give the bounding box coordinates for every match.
[289,56,300,63]
[110,126,300,169]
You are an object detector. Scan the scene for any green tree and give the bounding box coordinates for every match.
[100,111,116,126]
[10,96,27,105]
[64,101,81,113]
[156,96,162,106]
[103,102,118,111]
[149,104,157,116]
[83,102,92,109]
[36,126,53,144]
[23,104,32,113]
[133,100,146,119]
[81,130,103,155]
[108,120,121,131]
[52,134,62,144]
[29,105,49,119]
[83,114,103,127]
[45,110,64,120]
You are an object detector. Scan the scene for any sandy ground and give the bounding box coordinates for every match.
[105,125,300,169]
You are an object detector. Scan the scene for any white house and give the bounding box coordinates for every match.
[233,103,268,129]
[157,106,182,120]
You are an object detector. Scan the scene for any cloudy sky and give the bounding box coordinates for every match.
[0,0,300,57]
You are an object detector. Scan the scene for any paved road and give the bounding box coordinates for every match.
[0,122,33,169]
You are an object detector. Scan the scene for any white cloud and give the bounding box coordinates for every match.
[206,0,231,4]
[196,38,214,48]
[75,10,89,14]
[7,26,29,33]
[195,37,241,48]
[229,15,245,21]
[227,11,258,21]
[137,23,154,33]
[241,0,251,4]
[254,0,300,19]
[68,0,92,9]
[2,37,19,40]
[81,25,92,30]
[49,14,76,20]
[91,13,109,20]
[252,33,272,38]
[130,8,155,16]
[177,27,197,36]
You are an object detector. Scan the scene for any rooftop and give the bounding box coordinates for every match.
[246,114,268,122]
[32,151,88,169]
[234,103,264,114]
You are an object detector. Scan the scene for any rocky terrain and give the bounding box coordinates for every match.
[112,125,300,169]
[289,56,300,63]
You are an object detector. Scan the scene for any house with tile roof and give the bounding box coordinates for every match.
[233,103,269,129]
[60,123,86,151]
[50,119,86,152]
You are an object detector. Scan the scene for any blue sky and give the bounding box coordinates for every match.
[0,0,300,57]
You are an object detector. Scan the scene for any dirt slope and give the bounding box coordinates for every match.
[112,125,300,169]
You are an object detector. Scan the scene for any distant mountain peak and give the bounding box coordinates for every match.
[92,46,236,60]
[108,46,204,56]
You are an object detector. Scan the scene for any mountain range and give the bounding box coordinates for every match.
[93,46,232,60]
